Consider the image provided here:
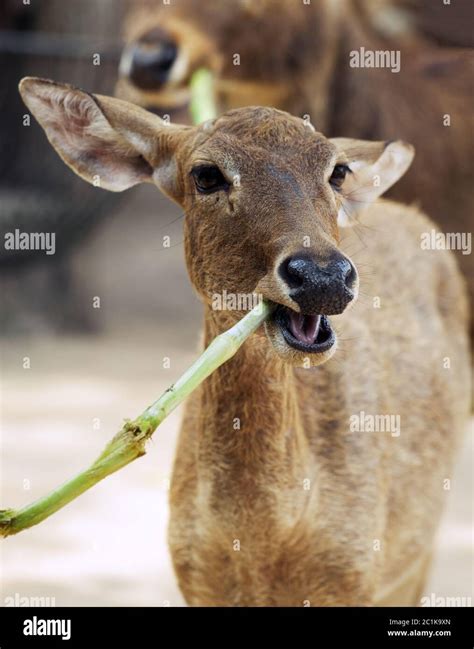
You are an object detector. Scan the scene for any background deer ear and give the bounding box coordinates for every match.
[19,77,190,195]
[330,138,415,227]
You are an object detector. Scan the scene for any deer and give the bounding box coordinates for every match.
[396,0,474,48]
[19,76,470,606]
[117,0,474,335]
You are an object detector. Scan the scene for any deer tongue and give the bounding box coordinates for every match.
[288,312,321,345]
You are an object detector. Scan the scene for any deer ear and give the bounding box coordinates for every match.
[19,77,190,196]
[329,138,415,227]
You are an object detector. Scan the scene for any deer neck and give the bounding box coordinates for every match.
[196,308,309,489]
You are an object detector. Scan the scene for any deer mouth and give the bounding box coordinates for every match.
[273,306,335,353]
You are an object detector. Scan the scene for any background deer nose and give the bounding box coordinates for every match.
[126,30,178,90]
[279,254,357,315]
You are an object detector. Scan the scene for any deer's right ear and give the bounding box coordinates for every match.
[19,77,190,198]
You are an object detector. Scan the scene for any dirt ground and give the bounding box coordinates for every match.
[1,330,472,607]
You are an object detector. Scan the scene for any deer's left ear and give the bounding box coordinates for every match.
[329,138,415,227]
[19,77,190,197]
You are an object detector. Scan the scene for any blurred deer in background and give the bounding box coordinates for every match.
[117,0,474,331]
[20,77,470,605]
[396,0,474,48]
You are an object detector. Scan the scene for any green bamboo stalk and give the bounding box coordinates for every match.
[1,69,272,538]
[0,300,273,537]
[189,68,216,124]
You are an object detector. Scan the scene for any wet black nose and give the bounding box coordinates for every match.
[279,253,357,314]
[126,29,178,90]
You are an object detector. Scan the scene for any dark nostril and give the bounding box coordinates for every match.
[340,258,356,290]
[153,41,178,71]
[279,256,307,289]
[128,40,178,89]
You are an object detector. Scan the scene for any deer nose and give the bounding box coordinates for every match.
[123,30,178,90]
[279,254,357,315]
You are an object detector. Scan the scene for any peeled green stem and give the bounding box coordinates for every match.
[0,301,273,537]
[189,68,216,124]
[0,68,273,538]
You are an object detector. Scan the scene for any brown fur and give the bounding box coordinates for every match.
[169,113,470,606]
[119,0,474,329]
[396,0,474,48]
[19,79,470,605]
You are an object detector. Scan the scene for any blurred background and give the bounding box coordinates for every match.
[1,0,197,607]
[1,0,472,607]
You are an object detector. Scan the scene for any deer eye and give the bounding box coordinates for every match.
[191,165,229,194]
[329,164,351,190]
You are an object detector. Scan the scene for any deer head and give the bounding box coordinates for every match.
[116,0,340,119]
[19,77,413,366]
